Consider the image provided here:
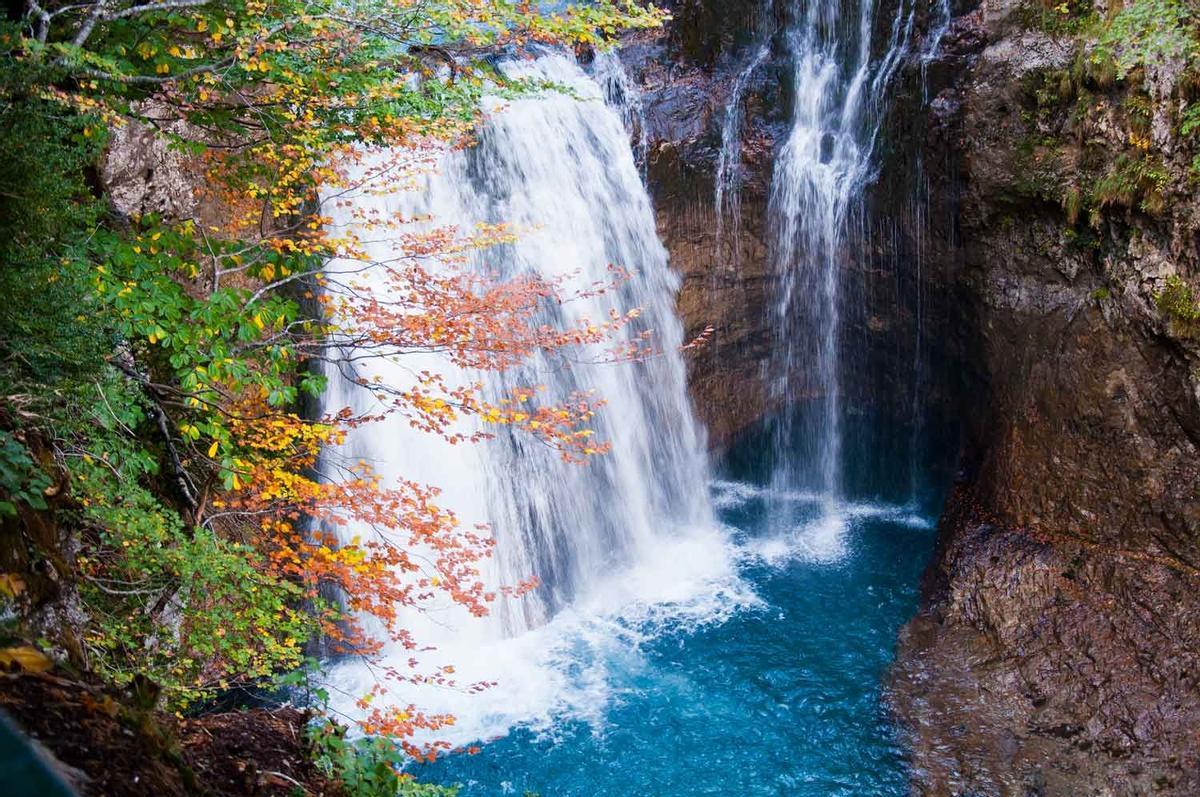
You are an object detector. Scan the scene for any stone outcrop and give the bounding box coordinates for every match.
[888,1,1200,793]
[102,103,203,220]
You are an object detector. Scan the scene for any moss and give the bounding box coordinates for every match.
[1009,139,1069,202]
[1072,48,1120,91]
[1156,275,1200,335]
[1019,67,1086,137]
[1089,153,1168,215]
[1156,276,1200,321]
[1015,0,1100,36]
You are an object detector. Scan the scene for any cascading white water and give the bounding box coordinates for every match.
[714,1,777,257]
[321,53,745,744]
[922,0,952,63]
[592,51,649,172]
[766,0,913,554]
[714,42,770,256]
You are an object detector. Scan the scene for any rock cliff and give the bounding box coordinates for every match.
[623,0,959,449]
[887,1,1200,794]
[617,0,788,445]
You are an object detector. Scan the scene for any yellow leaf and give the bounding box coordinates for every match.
[0,646,53,673]
[0,574,26,599]
[208,440,219,457]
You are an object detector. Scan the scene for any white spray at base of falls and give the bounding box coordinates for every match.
[765,0,918,555]
[320,54,751,746]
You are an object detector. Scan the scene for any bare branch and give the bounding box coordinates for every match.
[71,0,107,48]
[106,0,211,21]
[78,57,235,86]
[25,0,51,44]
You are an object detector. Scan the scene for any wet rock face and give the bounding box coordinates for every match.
[893,489,1200,796]
[625,0,970,448]
[889,0,1200,792]
[618,4,790,446]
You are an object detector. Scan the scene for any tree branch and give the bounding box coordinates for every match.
[71,0,107,48]
[108,353,199,510]
[106,0,211,21]
[25,0,51,44]
[78,57,236,86]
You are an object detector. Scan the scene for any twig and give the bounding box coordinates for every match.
[108,353,199,510]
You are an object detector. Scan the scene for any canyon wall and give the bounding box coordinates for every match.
[617,0,785,445]
[887,1,1200,794]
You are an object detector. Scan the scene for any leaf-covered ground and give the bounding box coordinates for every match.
[0,671,335,796]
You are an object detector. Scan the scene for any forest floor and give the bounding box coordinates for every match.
[0,671,337,796]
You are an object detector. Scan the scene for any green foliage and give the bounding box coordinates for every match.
[1090,153,1169,215]
[1073,47,1120,90]
[307,721,459,797]
[1123,92,1154,137]
[31,366,314,701]
[1016,0,1100,36]
[0,24,105,274]
[88,221,325,488]
[1095,0,1199,79]
[1181,103,1200,137]
[1179,103,1200,177]
[1155,275,1200,328]
[74,478,314,699]
[0,432,52,517]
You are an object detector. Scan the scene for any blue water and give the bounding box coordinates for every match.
[414,451,937,796]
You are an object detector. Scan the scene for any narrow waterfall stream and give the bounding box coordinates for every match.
[764,0,915,553]
[321,9,944,793]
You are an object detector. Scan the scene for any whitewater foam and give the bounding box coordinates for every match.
[325,522,754,748]
[716,479,934,567]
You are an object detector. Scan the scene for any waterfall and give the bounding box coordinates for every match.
[922,0,953,63]
[714,42,770,257]
[592,51,649,172]
[765,0,913,553]
[714,0,776,258]
[320,53,743,744]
